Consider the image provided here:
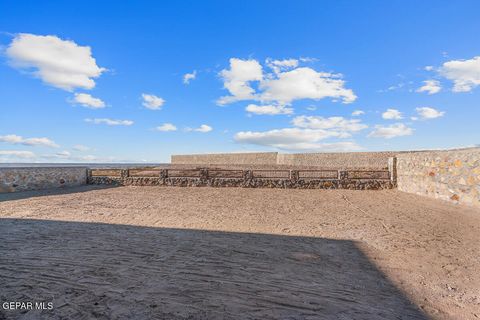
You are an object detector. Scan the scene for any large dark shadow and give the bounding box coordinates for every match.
[0,185,118,202]
[0,219,428,320]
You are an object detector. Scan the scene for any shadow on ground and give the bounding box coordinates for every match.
[0,218,428,320]
[0,185,118,202]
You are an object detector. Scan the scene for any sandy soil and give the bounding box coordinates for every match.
[0,186,479,319]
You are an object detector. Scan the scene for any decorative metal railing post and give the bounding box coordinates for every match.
[200,168,209,185]
[338,170,348,181]
[120,169,129,179]
[243,170,253,186]
[290,170,299,183]
[160,169,168,179]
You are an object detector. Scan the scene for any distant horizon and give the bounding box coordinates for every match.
[1,144,479,167]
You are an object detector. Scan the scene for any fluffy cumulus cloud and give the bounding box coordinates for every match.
[234,129,361,151]
[368,123,413,139]
[183,71,197,84]
[382,108,403,120]
[141,93,165,110]
[438,56,480,92]
[217,58,356,107]
[265,58,299,74]
[71,93,105,109]
[260,67,356,104]
[292,116,368,133]
[217,58,263,105]
[416,80,441,95]
[234,115,366,151]
[155,123,177,132]
[415,107,445,119]
[0,150,36,159]
[351,110,365,116]
[6,33,105,91]
[0,134,59,148]
[195,124,213,133]
[85,118,133,126]
[186,124,213,133]
[245,104,293,115]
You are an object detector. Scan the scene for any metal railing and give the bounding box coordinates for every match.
[89,168,393,181]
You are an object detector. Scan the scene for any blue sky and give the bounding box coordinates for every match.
[1,1,479,163]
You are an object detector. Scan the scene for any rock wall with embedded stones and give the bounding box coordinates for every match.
[0,167,88,193]
[88,172,395,190]
[396,148,480,208]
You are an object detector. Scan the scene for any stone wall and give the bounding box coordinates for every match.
[171,151,397,169]
[396,148,480,208]
[88,168,395,190]
[0,167,88,193]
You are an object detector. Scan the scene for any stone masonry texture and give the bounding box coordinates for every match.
[0,167,87,193]
[396,148,480,208]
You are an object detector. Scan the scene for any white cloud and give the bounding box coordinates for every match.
[415,107,445,119]
[217,58,263,105]
[439,56,480,92]
[235,128,345,146]
[382,108,403,120]
[245,104,293,115]
[85,118,133,126]
[72,144,90,152]
[53,150,71,159]
[217,58,356,106]
[186,124,213,133]
[71,93,105,109]
[141,93,165,110]
[233,113,366,151]
[416,80,441,95]
[155,123,177,132]
[234,128,361,151]
[266,58,299,73]
[291,116,367,133]
[368,123,413,139]
[6,33,105,91]
[195,124,213,133]
[0,150,36,158]
[351,110,365,116]
[424,66,434,71]
[0,134,59,148]
[260,67,356,104]
[183,70,197,84]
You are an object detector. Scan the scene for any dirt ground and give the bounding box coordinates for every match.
[0,186,479,319]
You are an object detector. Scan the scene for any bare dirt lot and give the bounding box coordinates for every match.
[0,186,479,319]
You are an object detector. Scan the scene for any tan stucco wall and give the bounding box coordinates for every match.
[277,152,397,169]
[171,152,279,166]
[171,151,396,169]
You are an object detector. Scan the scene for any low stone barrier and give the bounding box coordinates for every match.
[88,168,395,190]
[0,167,88,193]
